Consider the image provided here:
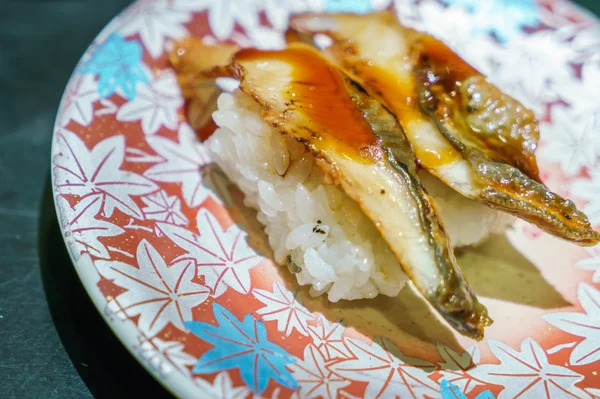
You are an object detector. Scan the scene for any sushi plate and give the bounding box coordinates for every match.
[51,0,600,398]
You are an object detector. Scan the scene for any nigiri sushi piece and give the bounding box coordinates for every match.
[287,12,600,246]
[173,42,492,339]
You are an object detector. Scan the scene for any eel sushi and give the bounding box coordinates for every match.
[172,42,491,339]
[287,12,600,246]
[168,12,600,340]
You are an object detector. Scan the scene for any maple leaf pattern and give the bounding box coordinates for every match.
[325,0,372,13]
[577,245,600,284]
[587,388,600,399]
[439,379,496,399]
[468,338,588,399]
[404,1,497,74]
[141,190,188,226]
[79,34,149,100]
[543,283,600,366]
[118,0,192,59]
[261,0,322,31]
[288,344,350,399]
[144,124,216,208]
[553,62,600,123]
[53,129,158,219]
[252,282,316,337]
[487,30,577,113]
[136,336,197,377]
[116,70,183,136]
[439,0,540,43]
[329,337,439,399]
[158,208,262,297]
[307,316,352,362]
[571,23,600,66]
[571,169,600,226]
[437,345,483,394]
[96,239,210,336]
[185,303,298,394]
[58,74,100,127]
[539,107,600,176]
[245,26,287,50]
[57,193,124,259]
[194,372,250,399]
[173,0,261,41]
[125,147,165,164]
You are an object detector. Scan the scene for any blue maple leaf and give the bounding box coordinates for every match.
[440,379,495,399]
[440,0,540,42]
[80,34,149,100]
[325,0,372,14]
[185,303,298,394]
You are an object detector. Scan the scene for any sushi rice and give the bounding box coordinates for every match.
[207,89,513,301]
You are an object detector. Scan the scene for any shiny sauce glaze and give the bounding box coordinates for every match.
[412,34,480,86]
[233,46,383,162]
[316,26,464,170]
[352,62,464,170]
[413,34,541,181]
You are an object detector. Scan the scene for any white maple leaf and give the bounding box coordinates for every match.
[409,2,497,74]
[118,0,192,59]
[437,344,482,394]
[587,388,600,399]
[141,190,189,226]
[288,344,350,399]
[487,30,577,112]
[57,193,125,259]
[371,0,392,10]
[539,107,600,176]
[194,372,250,399]
[544,283,600,366]
[245,26,286,50]
[53,129,158,219]
[58,74,100,127]
[469,338,588,399]
[97,239,210,335]
[125,147,165,164]
[329,337,438,399]
[116,70,183,136]
[260,0,322,31]
[571,23,600,65]
[144,124,216,208]
[252,282,316,337]
[576,245,600,284]
[307,316,352,361]
[553,63,600,123]
[173,0,261,40]
[158,208,262,296]
[571,168,600,226]
[95,98,118,116]
[393,0,422,27]
[137,336,196,377]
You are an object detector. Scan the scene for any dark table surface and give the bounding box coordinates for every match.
[1,1,599,398]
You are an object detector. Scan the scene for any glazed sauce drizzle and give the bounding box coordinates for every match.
[235,46,381,161]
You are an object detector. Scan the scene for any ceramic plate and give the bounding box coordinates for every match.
[51,0,600,397]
